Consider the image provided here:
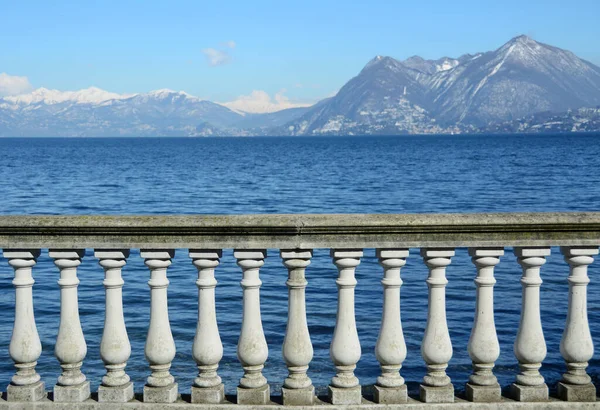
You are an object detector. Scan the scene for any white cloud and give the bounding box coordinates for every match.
[201,48,232,66]
[221,40,236,49]
[0,73,33,97]
[201,41,236,67]
[220,89,313,114]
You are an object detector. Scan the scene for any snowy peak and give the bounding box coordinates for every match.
[0,87,204,107]
[508,34,540,47]
[146,89,195,99]
[401,55,460,74]
[3,86,134,105]
[362,55,404,72]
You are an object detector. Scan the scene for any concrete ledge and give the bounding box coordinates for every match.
[1,395,600,409]
[0,212,599,249]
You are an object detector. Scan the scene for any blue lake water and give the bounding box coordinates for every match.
[0,134,599,397]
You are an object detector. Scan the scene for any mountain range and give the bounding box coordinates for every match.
[1,35,599,137]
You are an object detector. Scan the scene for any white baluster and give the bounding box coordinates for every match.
[281,249,314,405]
[189,249,224,404]
[466,248,503,402]
[558,246,598,402]
[235,249,270,405]
[50,249,90,402]
[329,249,363,405]
[95,250,134,403]
[4,250,45,402]
[420,248,455,403]
[141,249,178,403]
[374,249,408,404]
[510,247,550,402]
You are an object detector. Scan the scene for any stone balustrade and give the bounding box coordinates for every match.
[0,212,600,409]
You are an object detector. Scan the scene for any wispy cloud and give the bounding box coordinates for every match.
[201,41,236,67]
[0,73,33,97]
[201,48,231,66]
[220,89,314,114]
[221,40,236,49]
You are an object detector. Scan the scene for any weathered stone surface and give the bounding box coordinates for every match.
[558,382,596,402]
[1,212,600,249]
[282,386,314,405]
[373,384,407,403]
[510,383,549,402]
[143,383,178,403]
[237,384,270,405]
[420,383,455,403]
[466,382,501,402]
[54,381,90,402]
[191,383,224,404]
[97,382,134,403]
[6,381,45,402]
[328,385,362,405]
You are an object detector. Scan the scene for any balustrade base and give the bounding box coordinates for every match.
[373,384,407,404]
[466,382,501,402]
[6,381,45,402]
[558,382,596,402]
[510,383,549,402]
[54,381,90,402]
[282,385,314,405]
[98,382,134,403]
[191,383,224,404]
[419,383,454,403]
[237,384,270,405]
[328,385,362,405]
[143,383,178,403]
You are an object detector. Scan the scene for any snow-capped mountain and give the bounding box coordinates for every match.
[428,35,600,125]
[0,88,245,136]
[281,35,600,135]
[1,87,133,106]
[1,35,599,137]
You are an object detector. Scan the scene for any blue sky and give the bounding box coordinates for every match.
[1,0,599,107]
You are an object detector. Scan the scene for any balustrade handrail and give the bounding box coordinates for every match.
[0,212,599,248]
[2,212,600,407]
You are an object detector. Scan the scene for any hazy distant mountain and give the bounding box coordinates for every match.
[0,88,245,136]
[0,87,314,137]
[233,106,314,130]
[1,35,599,137]
[281,35,600,135]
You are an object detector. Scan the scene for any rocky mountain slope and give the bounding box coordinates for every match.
[281,35,600,135]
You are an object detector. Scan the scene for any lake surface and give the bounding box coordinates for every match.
[0,134,599,397]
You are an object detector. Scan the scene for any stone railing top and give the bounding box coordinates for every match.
[0,212,599,249]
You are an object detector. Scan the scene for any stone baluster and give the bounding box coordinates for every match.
[281,249,314,405]
[189,250,224,404]
[510,247,550,401]
[420,248,455,403]
[466,248,503,402]
[4,250,45,402]
[557,246,598,402]
[141,250,178,403]
[374,249,409,404]
[95,250,133,402]
[235,250,270,405]
[329,249,363,405]
[50,249,90,402]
